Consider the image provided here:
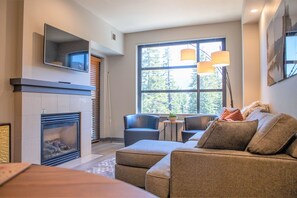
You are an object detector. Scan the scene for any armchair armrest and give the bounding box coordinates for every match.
[170,148,297,197]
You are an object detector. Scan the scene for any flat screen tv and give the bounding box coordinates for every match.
[44,24,89,72]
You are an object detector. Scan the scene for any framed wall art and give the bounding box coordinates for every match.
[267,0,297,86]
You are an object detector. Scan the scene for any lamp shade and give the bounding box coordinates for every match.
[211,51,230,67]
[197,61,215,75]
[181,49,196,61]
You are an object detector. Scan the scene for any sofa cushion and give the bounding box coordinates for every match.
[188,131,205,141]
[182,130,205,134]
[241,101,270,119]
[182,130,205,143]
[286,134,297,158]
[245,108,272,122]
[146,154,171,198]
[183,140,199,148]
[115,164,148,187]
[247,113,297,154]
[116,140,183,169]
[197,120,258,151]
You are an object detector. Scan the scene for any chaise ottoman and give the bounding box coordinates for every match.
[115,140,183,187]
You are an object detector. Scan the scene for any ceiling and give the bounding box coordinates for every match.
[74,0,265,33]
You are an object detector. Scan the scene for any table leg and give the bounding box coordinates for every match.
[176,123,178,142]
[164,123,166,141]
[170,123,173,141]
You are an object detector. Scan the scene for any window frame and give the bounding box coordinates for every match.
[137,38,227,114]
[284,31,297,78]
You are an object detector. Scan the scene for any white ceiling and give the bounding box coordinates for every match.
[74,0,247,33]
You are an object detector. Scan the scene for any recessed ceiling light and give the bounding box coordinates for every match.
[250,9,258,13]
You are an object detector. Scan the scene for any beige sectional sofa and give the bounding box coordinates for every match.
[115,110,297,197]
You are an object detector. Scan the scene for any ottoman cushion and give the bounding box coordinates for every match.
[146,154,171,198]
[116,140,183,169]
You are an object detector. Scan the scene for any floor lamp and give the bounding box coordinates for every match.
[181,49,234,108]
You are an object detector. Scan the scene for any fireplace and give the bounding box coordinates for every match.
[41,113,81,166]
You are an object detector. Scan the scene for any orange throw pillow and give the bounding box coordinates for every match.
[224,109,244,121]
[220,109,231,120]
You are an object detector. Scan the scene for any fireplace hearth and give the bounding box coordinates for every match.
[41,113,81,166]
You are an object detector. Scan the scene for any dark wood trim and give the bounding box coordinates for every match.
[10,78,95,96]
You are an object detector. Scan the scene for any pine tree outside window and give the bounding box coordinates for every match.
[137,38,226,115]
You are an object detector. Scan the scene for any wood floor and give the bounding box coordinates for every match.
[61,140,124,172]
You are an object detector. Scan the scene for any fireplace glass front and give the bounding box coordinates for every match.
[41,113,80,166]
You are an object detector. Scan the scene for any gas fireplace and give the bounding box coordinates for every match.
[41,113,80,166]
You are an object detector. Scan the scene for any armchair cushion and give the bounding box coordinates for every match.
[197,119,258,151]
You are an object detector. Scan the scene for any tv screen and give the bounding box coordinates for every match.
[44,24,89,72]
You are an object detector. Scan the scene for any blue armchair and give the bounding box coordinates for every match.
[182,114,218,143]
[124,114,160,146]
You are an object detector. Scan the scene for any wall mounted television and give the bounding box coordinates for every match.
[44,24,89,72]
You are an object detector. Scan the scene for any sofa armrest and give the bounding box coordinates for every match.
[170,148,297,198]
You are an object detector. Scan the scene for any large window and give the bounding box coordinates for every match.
[138,38,226,115]
[285,32,297,78]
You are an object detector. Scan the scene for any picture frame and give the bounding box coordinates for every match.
[266,0,297,86]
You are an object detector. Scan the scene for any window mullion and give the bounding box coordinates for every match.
[197,40,200,113]
[138,38,226,114]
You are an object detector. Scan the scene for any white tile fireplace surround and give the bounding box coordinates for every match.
[19,92,92,164]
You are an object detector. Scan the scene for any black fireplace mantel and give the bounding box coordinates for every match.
[10,78,95,96]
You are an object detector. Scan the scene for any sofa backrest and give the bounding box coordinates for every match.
[246,109,297,156]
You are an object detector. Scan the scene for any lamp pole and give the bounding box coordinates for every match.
[225,69,234,108]
[198,49,234,108]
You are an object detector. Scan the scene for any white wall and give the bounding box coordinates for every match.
[0,0,23,162]
[242,23,260,106]
[107,21,243,138]
[259,0,297,118]
[0,0,124,161]
[22,0,123,85]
